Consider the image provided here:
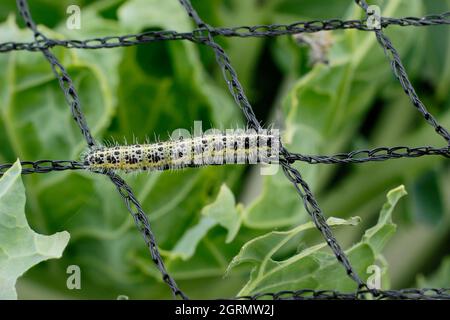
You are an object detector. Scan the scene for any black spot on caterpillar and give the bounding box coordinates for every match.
[83,129,280,173]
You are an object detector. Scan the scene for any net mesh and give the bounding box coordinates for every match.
[0,0,449,300]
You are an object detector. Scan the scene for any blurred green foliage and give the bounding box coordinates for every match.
[0,0,448,299]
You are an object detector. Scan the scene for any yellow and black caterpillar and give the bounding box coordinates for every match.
[83,130,280,172]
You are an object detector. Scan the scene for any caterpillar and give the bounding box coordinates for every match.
[83,129,280,173]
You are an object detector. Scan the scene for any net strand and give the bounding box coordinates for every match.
[2,12,450,53]
[286,145,450,164]
[237,288,450,300]
[0,0,446,300]
[0,160,84,175]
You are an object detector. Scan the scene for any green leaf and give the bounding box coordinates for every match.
[0,160,70,300]
[231,185,405,296]
[227,216,360,295]
[363,185,407,255]
[0,15,120,161]
[118,0,192,32]
[171,184,242,260]
[242,170,306,228]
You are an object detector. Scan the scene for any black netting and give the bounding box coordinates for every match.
[0,0,449,300]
